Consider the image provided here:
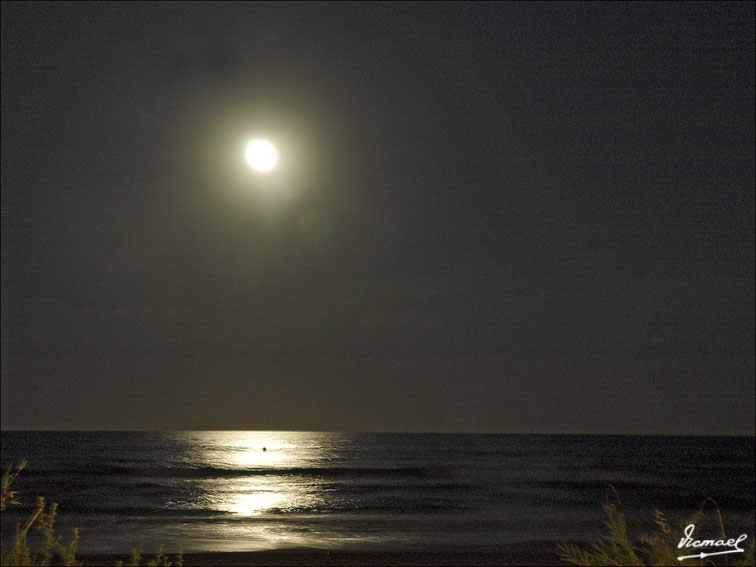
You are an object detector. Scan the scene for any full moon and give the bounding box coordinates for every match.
[245,139,278,172]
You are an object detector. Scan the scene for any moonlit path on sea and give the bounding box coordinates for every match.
[1,432,753,553]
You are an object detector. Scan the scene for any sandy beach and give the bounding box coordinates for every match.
[77,542,568,566]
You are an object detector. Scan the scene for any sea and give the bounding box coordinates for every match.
[1,431,754,554]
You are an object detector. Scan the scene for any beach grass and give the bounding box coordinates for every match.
[1,461,182,567]
[557,487,755,566]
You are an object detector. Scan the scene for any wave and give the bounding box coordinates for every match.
[25,465,431,481]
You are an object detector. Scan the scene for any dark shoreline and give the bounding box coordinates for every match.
[77,542,569,566]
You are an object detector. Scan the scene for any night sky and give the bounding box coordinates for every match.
[2,2,754,434]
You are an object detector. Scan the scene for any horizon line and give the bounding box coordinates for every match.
[2,428,754,438]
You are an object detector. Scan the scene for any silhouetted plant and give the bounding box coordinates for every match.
[1,461,182,567]
[557,487,755,566]
[115,538,183,567]
[1,461,27,512]
[1,461,79,566]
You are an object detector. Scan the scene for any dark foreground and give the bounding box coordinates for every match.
[78,542,567,566]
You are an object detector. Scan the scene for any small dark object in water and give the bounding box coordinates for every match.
[262,446,267,451]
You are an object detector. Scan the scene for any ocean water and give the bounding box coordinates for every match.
[1,431,754,554]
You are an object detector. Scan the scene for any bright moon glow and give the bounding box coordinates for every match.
[245,139,278,172]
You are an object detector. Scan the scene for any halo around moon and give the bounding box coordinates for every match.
[245,139,278,172]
